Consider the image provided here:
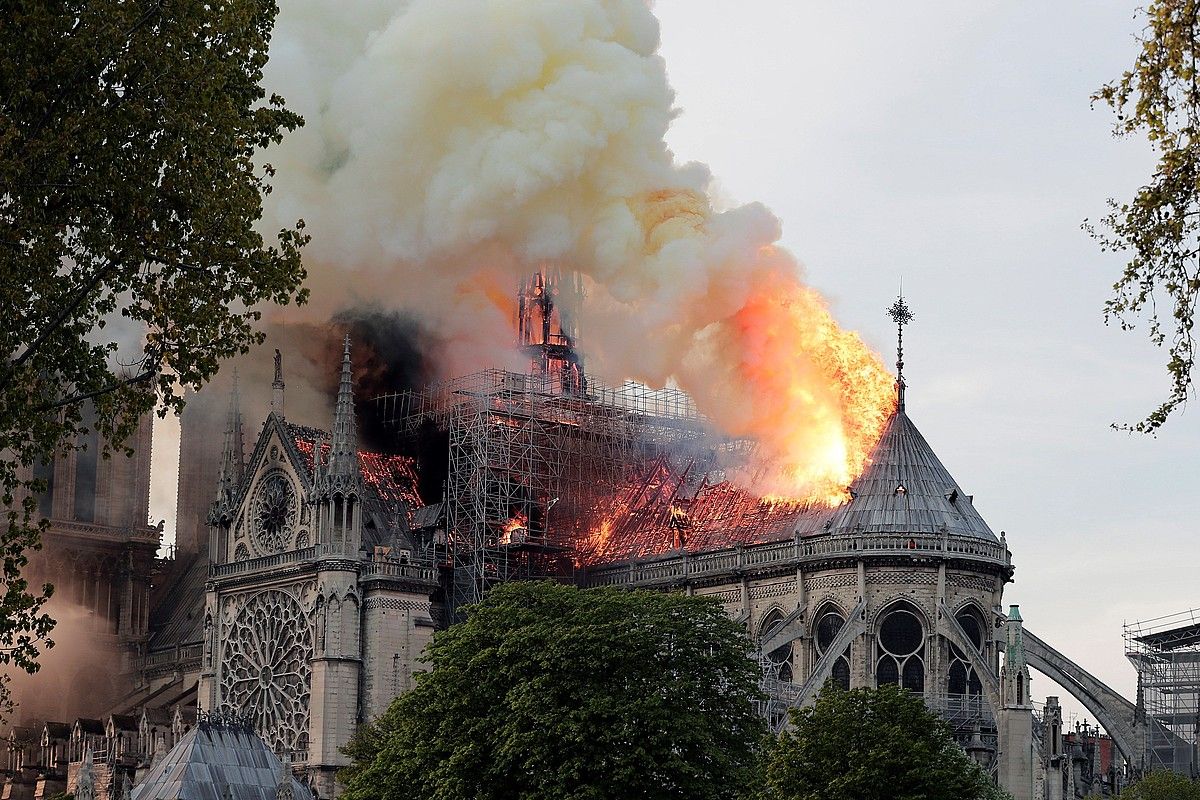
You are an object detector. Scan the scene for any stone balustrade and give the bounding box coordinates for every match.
[211,544,437,584]
[582,532,1011,588]
[360,560,438,583]
[210,545,330,579]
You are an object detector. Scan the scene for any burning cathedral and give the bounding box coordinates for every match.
[1,272,1156,800]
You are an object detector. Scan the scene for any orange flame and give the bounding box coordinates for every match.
[714,267,896,504]
[499,511,529,545]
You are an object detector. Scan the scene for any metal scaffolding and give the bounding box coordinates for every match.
[373,368,718,617]
[1126,609,1200,776]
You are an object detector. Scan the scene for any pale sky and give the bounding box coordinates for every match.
[148,1,1196,729]
[651,0,1198,724]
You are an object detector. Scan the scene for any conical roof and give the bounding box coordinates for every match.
[821,407,996,541]
[130,720,310,800]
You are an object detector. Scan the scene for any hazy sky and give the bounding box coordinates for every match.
[650,0,1199,723]
[147,1,1196,728]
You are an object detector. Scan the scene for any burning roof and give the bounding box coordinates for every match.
[573,454,837,566]
[289,425,423,511]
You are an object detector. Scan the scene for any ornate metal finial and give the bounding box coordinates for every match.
[887,292,914,410]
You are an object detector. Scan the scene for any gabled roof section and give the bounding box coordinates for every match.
[289,425,422,511]
[228,415,316,514]
[821,408,996,540]
[148,554,208,651]
[573,452,836,565]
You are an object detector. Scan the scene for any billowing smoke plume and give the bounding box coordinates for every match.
[5,604,123,723]
[258,0,894,500]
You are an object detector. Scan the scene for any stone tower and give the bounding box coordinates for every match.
[998,605,1035,800]
[307,337,365,794]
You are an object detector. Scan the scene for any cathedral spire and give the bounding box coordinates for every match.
[328,335,359,482]
[271,348,285,417]
[887,292,914,412]
[223,372,245,483]
[211,373,245,521]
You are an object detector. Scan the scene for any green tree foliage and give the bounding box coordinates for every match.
[339,581,768,800]
[0,0,307,716]
[1121,770,1200,799]
[1090,0,1200,432]
[765,684,1010,800]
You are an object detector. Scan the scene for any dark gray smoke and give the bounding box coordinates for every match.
[332,309,441,454]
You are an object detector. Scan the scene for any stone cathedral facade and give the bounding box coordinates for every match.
[3,332,1144,800]
[192,340,1042,797]
[198,343,437,798]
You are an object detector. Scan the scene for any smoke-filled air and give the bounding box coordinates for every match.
[259,0,896,503]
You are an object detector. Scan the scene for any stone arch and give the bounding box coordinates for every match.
[873,599,929,693]
[811,601,852,691]
[871,597,931,631]
[945,602,988,718]
[1022,629,1139,764]
[756,605,786,640]
[758,607,793,682]
[813,597,849,618]
[951,598,989,624]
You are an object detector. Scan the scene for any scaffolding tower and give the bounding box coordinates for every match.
[373,368,718,617]
[1126,609,1200,776]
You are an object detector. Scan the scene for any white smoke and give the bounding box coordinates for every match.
[258,0,893,499]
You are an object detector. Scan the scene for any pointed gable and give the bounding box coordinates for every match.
[821,408,996,540]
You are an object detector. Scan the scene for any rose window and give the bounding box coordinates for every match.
[251,471,297,554]
[219,590,312,754]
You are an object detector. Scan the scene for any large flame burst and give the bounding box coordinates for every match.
[714,267,896,505]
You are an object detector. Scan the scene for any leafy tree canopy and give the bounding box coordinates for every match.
[1090,0,1200,431]
[0,0,307,715]
[1121,770,1200,799]
[339,581,768,800]
[765,684,1010,800]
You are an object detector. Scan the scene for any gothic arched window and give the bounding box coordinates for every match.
[814,606,851,690]
[948,607,985,698]
[760,609,793,683]
[876,603,925,693]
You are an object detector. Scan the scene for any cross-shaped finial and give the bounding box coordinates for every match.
[887,294,914,409]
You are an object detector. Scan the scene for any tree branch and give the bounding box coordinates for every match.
[34,367,156,413]
[0,260,121,391]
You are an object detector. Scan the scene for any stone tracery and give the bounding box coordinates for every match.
[250,470,298,555]
[219,589,312,754]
